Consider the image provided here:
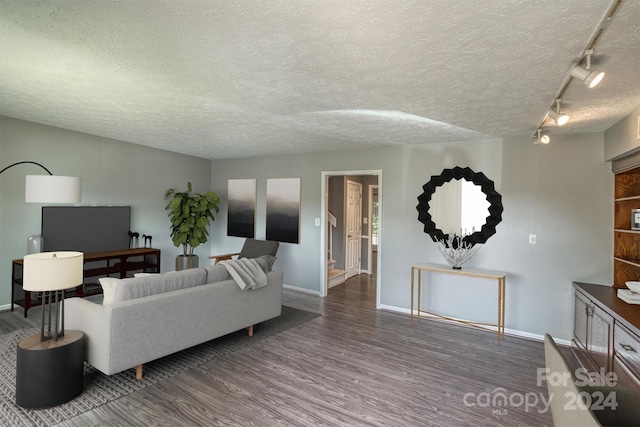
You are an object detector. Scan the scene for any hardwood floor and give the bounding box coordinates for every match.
[10,274,561,426]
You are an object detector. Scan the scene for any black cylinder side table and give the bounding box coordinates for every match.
[16,330,84,408]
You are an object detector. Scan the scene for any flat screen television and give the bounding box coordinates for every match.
[42,206,131,253]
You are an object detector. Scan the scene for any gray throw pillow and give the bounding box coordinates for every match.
[256,255,276,271]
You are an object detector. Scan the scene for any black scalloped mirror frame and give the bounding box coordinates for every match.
[416,166,503,247]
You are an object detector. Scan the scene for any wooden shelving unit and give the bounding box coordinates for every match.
[614,166,640,288]
[11,248,161,317]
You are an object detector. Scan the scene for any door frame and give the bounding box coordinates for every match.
[367,184,378,275]
[320,170,382,309]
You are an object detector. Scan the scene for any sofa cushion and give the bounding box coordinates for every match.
[99,268,208,305]
[203,256,274,284]
[203,264,232,284]
[100,277,120,305]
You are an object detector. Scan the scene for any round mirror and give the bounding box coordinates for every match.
[417,166,503,247]
[430,180,491,236]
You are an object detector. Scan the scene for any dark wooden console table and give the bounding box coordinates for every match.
[11,248,161,317]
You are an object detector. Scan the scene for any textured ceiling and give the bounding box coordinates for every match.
[0,0,639,160]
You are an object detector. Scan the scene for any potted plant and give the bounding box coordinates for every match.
[165,182,221,270]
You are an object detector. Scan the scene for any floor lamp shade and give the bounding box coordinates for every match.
[25,175,81,204]
[23,252,84,292]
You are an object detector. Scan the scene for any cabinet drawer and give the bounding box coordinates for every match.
[613,355,640,395]
[614,323,640,377]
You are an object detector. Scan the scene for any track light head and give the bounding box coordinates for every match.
[571,65,605,88]
[549,110,569,126]
[548,99,569,126]
[571,49,604,88]
[534,135,550,145]
[534,129,550,145]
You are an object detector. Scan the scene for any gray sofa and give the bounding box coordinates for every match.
[65,258,282,379]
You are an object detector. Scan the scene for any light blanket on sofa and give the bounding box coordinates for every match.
[220,258,268,290]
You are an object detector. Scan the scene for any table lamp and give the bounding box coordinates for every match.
[17,251,86,408]
[22,251,84,341]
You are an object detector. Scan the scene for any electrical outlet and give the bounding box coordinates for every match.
[315,218,320,226]
[529,234,537,244]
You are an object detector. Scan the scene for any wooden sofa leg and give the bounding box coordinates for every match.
[247,325,254,337]
[135,364,143,380]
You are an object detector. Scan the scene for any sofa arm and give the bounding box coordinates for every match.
[65,297,114,374]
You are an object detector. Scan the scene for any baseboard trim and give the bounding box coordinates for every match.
[0,303,11,312]
[283,284,321,296]
[378,303,572,346]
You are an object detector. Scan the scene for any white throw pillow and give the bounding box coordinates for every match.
[99,277,121,305]
[133,272,158,277]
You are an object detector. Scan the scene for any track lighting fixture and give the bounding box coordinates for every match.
[570,49,604,88]
[548,110,569,126]
[531,1,620,143]
[548,98,569,126]
[534,129,550,145]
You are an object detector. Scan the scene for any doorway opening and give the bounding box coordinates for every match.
[320,170,381,308]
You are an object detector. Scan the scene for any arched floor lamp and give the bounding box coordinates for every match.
[1,161,85,408]
[0,160,82,340]
[0,161,81,203]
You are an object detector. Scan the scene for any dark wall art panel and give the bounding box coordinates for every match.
[266,178,301,244]
[227,179,256,238]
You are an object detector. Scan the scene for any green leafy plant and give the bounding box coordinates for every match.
[165,182,221,256]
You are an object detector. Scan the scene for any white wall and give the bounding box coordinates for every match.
[210,134,613,340]
[604,107,640,161]
[499,133,612,338]
[0,117,613,340]
[0,117,211,307]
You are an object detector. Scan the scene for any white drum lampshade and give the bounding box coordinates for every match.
[25,175,81,204]
[23,252,84,292]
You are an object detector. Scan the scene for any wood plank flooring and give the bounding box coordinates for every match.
[4,274,564,426]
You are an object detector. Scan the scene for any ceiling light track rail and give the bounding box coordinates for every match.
[531,0,623,143]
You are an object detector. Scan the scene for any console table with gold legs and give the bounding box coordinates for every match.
[410,263,507,344]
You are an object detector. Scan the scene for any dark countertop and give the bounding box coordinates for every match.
[574,282,640,334]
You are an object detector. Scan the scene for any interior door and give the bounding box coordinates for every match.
[346,180,362,278]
